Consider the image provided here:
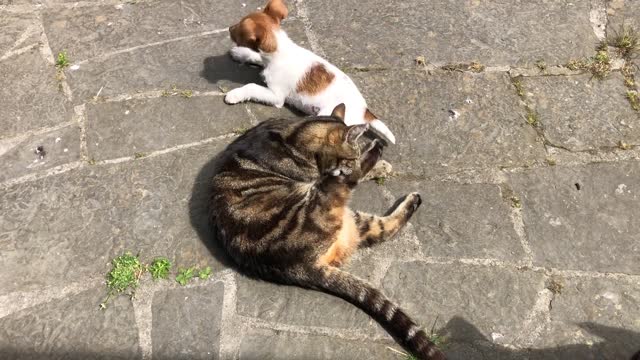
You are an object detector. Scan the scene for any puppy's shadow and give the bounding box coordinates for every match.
[201,54,266,87]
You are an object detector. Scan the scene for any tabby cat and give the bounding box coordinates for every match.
[209,104,446,360]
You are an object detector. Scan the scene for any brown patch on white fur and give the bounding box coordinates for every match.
[229,0,288,53]
[318,209,359,267]
[296,63,335,95]
[364,108,376,123]
[263,0,288,23]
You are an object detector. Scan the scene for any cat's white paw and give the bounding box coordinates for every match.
[224,88,245,104]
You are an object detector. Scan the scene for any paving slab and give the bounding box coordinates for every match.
[0,123,80,183]
[152,282,225,359]
[382,179,526,261]
[0,140,229,295]
[352,70,544,175]
[508,161,640,274]
[305,0,598,68]
[381,261,546,344]
[0,10,40,56]
[235,274,379,333]
[85,95,251,160]
[238,328,398,360]
[522,73,640,151]
[0,49,73,139]
[531,276,640,358]
[65,19,307,103]
[42,0,273,62]
[607,0,640,39]
[0,287,140,360]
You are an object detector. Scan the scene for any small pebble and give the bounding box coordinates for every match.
[115,4,123,9]
[70,65,80,71]
[63,148,69,153]
[125,110,130,115]
[448,109,460,120]
[34,145,46,159]
[55,137,62,143]
[241,3,246,7]
[464,98,473,104]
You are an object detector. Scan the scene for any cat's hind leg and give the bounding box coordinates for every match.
[353,192,422,247]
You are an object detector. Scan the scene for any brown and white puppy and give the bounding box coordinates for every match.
[225,0,396,144]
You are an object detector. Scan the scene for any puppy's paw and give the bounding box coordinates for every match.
[229,46,262,65]
[224,88,245,104]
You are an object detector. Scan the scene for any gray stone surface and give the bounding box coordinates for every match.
[509,161,640,274]
[65,19,308,103]
[0,10,40,55]
[0,140,228,295]
[384,179,526,261]
[238,328,398,360]
[85,95,251,160]
[353,70,544,175]
[306,0,598,67]
[2,0,640,359]
[607,0,640,38]
[235,274,378,332]
[522,73,640,151]
[0,287,140,360]
[536,276,640,358]
[42,0,272,61]
[0,123,80,182]
[0,49,72,138]
[152,282,225,359]
[382,261,546,343]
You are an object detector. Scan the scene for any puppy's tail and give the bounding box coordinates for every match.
[365,109,396,144]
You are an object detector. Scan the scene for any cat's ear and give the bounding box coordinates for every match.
[331,103,346,121]
[344,124,369,144]
[264,0,288,23]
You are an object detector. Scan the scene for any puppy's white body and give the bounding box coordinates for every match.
[226,30,395,144]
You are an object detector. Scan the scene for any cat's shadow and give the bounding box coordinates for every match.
[188,152,236,270]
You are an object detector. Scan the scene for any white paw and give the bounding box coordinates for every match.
[229,47,248,62]
[229,46,262,65]
[224,88,245,104]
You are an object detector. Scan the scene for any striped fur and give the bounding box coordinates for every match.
[209,108,446,359]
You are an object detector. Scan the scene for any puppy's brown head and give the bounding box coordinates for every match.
[228,0,288,53]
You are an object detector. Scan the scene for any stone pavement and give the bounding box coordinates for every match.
[0,0,639,359]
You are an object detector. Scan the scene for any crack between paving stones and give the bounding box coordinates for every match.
[73,28,229,66]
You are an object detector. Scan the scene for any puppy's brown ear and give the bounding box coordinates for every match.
[331,103,346,121]
[264,0,288,22]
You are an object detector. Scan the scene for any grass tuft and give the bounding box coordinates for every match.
[149,257,171,280]
[609,25,640,59]
[176,267,196,286]
[101,252,144,309]
[525,107,539,126]
[233,127,249,135]
[512,78,525,97]
[198,266,212,280]
[56,51,70,68]
[626,90,640,111]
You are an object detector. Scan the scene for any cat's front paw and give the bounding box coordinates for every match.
[224,88,245,105]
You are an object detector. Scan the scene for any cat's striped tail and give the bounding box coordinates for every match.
[304,265,446,360]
